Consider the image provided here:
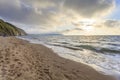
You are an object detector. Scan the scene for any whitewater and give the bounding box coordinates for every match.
[18,34,120,79]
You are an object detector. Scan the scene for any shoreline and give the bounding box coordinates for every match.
[18,37,120,80]
[0,36,117,80]
[47,45,120,79]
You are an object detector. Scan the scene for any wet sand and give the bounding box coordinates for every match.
[0,37,116,80]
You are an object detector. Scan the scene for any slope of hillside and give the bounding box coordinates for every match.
[0,19,26,36]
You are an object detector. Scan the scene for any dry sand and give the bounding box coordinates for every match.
[0,37,116,80]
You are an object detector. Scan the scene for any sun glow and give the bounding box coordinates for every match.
[81,19,95,31]
[82,25,94,31]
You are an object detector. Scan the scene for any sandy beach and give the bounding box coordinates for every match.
[0,37,116,80]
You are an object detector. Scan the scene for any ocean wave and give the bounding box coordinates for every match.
[49,43,83,50]
[50,43,120,54]
[76,45,120,54]
[19,35,120,75]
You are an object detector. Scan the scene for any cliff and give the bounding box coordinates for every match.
[0,19,27,36]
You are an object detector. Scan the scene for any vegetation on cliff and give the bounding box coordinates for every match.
[0,19,26,36]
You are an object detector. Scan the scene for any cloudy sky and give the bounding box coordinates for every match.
[0,0,120,35]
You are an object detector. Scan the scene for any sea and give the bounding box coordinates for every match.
[19,34,120,78]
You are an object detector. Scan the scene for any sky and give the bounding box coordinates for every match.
[0,0,120,35]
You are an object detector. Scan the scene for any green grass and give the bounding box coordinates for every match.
[0,19,26,36]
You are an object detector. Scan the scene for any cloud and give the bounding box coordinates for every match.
[0,0,116,33]
[0,0,22,20]
[93,20,120,28]
[103,20,120,27]
[0,0,53,24]
[61,27,83,33]
[63,0,115,18]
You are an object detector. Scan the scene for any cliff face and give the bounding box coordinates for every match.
[0,19,27,36]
